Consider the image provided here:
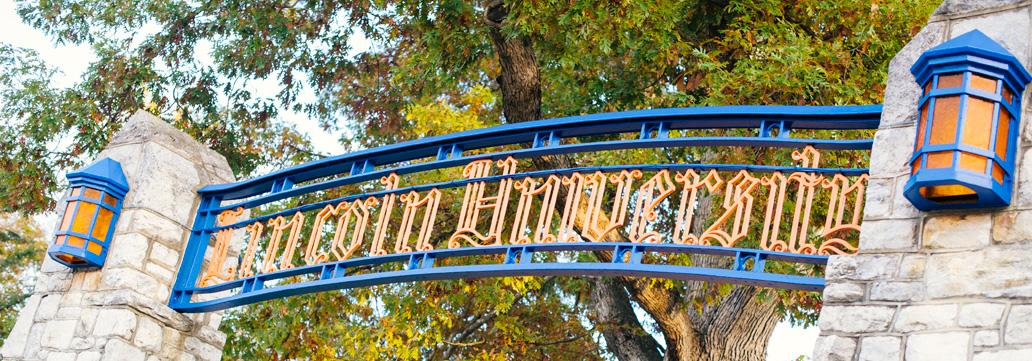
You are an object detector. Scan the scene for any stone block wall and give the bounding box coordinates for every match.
[0,111,233,361]
[813,1,1032,360]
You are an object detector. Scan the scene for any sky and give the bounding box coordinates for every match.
[0,1,817,359]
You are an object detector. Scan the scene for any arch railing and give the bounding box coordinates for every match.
[170,105,881,313]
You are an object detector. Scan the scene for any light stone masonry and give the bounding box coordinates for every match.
[823,283,865,303]
[813,1,1032,360]
[906,332,969,361]
[1005,305,1032,344]
[973,330,999,347]
[0,110,232,361]
[858,336,901,361]
[972,348,1032,361]
[894,304,957,332]
[958,303,1006,328]
[869,281,924,302]
[922,214,991,249]
[812,335,857,361]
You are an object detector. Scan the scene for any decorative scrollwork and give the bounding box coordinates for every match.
[449,157,518,248]
[199,207,245,286]
[510,175,562,244]
[397,189,442,253]
[199,146,867,287]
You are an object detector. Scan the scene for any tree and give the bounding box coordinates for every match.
[0,43,314,214]
[0,215,46,341]
[3,0,941,359]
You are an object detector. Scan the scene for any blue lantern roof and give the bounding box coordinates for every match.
[66,158,130,198]
[911,30,1032,92]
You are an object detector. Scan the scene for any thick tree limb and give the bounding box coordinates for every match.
[484,0,541,123]
[589,278,664,361]
[479,2,780,360]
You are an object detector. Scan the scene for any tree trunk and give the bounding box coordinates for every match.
[484,0,541,123]
[481,2,780,360]
[628,275,780,361]
[589,278,665,361]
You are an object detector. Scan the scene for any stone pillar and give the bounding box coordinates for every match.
[1,111,232,361]
[813,1,1032,360]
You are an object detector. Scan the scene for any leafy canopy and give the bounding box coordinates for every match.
[0,216,46,341]
[0,0,940,359]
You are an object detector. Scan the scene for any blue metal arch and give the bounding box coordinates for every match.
[169,105,881,313]
[201,105,882,202]
[174,242,827,313]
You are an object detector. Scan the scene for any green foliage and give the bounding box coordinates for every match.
[221,277,602,360]
[3,0,941,359]
[0,42,314,213]
[406,85,499,138]
[0,215,46,341]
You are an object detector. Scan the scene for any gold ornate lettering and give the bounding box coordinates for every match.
[238,222,264,278]
[331,198,377,261]
[510,175,562,244]
[560,170,640,243]
[449,157,517,248]
[672,170,723,244]
[304,203,343,266]
[200,207,245,286]
[206,147,870,287]
[818,174,867,255]
[261,212,304,273]
[629,170,676,243]
[370,174,400,256]
[689,170,762,247]
[396,189,442,253]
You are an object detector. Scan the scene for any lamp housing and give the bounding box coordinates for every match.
[47,158,129,268]
[904,30,1032,210]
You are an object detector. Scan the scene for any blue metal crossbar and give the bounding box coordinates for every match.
[173,242,827,313]
[169,105,881,313]
[202,105,881,204]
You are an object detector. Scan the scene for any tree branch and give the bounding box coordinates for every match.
[589,278,664,361]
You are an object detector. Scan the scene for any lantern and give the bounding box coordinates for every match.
[48,158,129,268]
[904,30,1032,210]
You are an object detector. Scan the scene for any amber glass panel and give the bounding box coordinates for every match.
[59,201,77,231]
[67,236,86,248]
[920,184,978,204]
[82,188,101,200]
[962,98,994,149]
[54,235,66,246]
[930,96,960,144]
[911,158,921,175]
[937,73,963,89]
[102,194,118,207]
[959,153,988,173]
[923,81,932,95]
[996,110,1011,160]
[70,187,81,197]
[56,254,85,264]
[1003,86,1014,103]
[915,104,929,150]
[970,74,998,93]
[71,202,97,235]
[926,151,954,168]
[91,208,113,242]
[87,242,103,255]
[992,163,1006,184]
